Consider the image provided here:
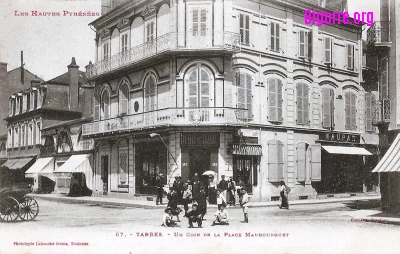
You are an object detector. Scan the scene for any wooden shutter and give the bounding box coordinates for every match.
[350,93,357,130]
[365,93,373,131]
[268,78,277,121]
[268,140,279,182]
[299,30,306,58]
[347,44,354,70]
[192,9,199,36]
[345,92,350,130]
[296,143,306,182]
[119,85,128,115]
[189,69,198,107]
[296,83,304,124]
[246,73,252,120]
[237,73,246,109]
[307,31,313,60]
[303,84,309,124]
[322,88,333,128]
[271,23,275,51]
[271,23,280,51]
[200,9,207,36]
[277,140,284,181]
[102,91,110,119]
[277,80,283,121]
[239,14,249,45]
[324,37,332,63]
[200,68,210,107]
[311,144,321,181]
[380,57,388,99]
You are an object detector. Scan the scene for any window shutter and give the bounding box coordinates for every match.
[239,14,244,44]
[297,143,306,182]
[271,22,275,51]
[350,93,357,130]
[189,69,198,108]
[307,31,313,60]
[299,31,306,58]
[322,88,332,128]
[311,144,321,181]
[303,85,309,124]
[94,96,100,121]
[246,74,252,120]
[345,92,350,130]
[245,15,249,44]
[200,68,210,107]
[104,91,110,119]
[268,140,282,182]
[193,9,199,36]
[365,93,373,131]
[200,9,207,36]
[277,80,283,121]
[275,23,280,51]
[347,44,354,70]
[268,78,277,121]
[238,73,246,109]
[324,37,331,63]
[296,83,303,124]
[277,140,284,181]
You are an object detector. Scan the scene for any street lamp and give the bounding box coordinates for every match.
[149,133,178,167]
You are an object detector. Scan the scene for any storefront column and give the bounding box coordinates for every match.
[128,138,135,195]
[169,132,181,184]
[218,133,232,177]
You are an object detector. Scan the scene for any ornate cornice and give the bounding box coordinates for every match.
[99,28,110,38]
[142,5,156,18]
[117,18,130,29]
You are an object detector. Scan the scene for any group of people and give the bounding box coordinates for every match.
[161,174,251,228]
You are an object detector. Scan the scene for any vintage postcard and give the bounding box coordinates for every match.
[0,0,399,253]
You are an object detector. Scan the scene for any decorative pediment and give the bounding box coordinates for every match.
[99,28,110,38]
[142,5,156,17]
[117,18,130,29]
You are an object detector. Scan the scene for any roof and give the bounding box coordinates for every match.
[42,116,94,131]
[47,70,87,85]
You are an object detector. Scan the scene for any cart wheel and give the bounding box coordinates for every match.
[19,197,39,221]
[0,197,20,222]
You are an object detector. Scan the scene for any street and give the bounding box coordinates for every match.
[1,198,399,254]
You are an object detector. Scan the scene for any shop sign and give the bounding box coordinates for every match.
[319,132,360,143]
[180,133,220,146]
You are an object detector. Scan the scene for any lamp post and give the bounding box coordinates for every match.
[149,133,178,167]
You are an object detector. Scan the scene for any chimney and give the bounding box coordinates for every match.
[0,62,7,76]
[68,57,79,111]
[30,79,41,87]
[101,0,112,15]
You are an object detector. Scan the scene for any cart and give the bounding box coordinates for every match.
[0,186,39,222]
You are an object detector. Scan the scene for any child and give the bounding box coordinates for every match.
[239,188,250,223]
[182,183,192,216]
[162,207,177,227]
[216,189,227,208]
[186,203,202,228]
[211,205,229,226]
[167,187,182,222]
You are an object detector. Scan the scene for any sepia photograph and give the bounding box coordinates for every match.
[0,0,399,253]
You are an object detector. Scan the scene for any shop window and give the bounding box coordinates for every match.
[233,156,258,194]
[270,22,280,52]
[296,83,309,125]
[268,140,284,182]
[346,43,354,70]
[322,87,334,129]
[296,143,308,182]
[236,72,252,121]
[365,93,375,132]
[101,89,110,119]
[144,75,157,112]
[299,30,312,59]
[324,37,332,64]
[267,77,283,122]
[345,92,357,130]
[239,13,249,45]
[118,82,129,115]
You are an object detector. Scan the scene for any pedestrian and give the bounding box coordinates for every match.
[211,204,229,226]
[278,180,289,209]
[240,188,250,223]
[217,175,228,202]
[216,189,227,208]
[155,173,164,205]
[208,175,217,205]
[173,176,184,204]
[167,187,182,222]
[162,207,177,227]
[187,203,202,228]
[182,183,192,216]
[228,177,236,206]
[198,178,207,220]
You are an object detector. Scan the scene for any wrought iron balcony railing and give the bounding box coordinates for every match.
[372,99,391,125]
[367,21,391,46]
[82,107,249,136]
[86,31,241,78]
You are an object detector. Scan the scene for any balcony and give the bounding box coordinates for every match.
[367,21,391,48]
[372,99,391,125]
[86,31,241,79]
[82,107,249,136]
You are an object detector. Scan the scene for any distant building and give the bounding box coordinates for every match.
[2,58,88,191]
[368,0,400,213]
[82,0,378,201]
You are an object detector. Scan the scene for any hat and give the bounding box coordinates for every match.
[158,173,164,177]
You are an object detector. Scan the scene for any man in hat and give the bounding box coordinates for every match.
[217,175,228,202]
[187,203,202,228]
[155,173,164,205]
[173,175,184,203]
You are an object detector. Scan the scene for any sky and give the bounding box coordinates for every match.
[0,0,380,81]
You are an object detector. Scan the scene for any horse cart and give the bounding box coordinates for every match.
[0,186,39,222]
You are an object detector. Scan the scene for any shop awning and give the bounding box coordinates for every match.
[1,159,19,169]
[322,146,372,156]
[9,158,34,170]
[25,157,54,180]
[372,134,400,172]
[54,154,93,189]
[232,144,262,156]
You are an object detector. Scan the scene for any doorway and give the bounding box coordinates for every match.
[189,148,211,180]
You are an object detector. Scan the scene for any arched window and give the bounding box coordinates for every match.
[267,77,282,122]
[118,81,129,115]
[345,91,357,130]
[321,87,334,129]
[188,67,212,108]
[296,82,309,125]
[144,75,157,112]
[101,89,110,119]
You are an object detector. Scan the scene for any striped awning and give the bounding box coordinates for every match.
[372,134,400,173]
[232,144,262,156]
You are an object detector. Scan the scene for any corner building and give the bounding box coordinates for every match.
[83,0,379,201]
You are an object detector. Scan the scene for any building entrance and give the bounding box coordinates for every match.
[189,148,211,180]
